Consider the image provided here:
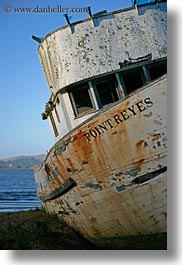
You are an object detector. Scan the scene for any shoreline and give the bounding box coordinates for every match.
[0,168,34,170]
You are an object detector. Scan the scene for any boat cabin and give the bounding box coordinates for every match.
[38,0,167,142]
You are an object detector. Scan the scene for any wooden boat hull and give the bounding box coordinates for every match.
[35,76,167,247]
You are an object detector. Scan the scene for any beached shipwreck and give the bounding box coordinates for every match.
[34,0,167,248]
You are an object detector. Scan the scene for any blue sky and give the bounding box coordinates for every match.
[0,0,132,159]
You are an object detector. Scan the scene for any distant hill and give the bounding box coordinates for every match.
[0,154,46,169]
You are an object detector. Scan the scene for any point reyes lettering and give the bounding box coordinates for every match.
[84,97,153,141]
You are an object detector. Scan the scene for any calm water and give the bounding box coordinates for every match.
[0,169,41,213]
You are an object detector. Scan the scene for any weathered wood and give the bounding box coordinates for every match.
[34,3,167,248]
[35,76,167,243]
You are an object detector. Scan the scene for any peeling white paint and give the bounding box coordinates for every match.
[38,8,167,93]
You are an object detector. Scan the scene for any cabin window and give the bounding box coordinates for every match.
[146,60,167,81]
[69,84,94,116]
[55,107,60,123]
[49,112,59,137]
[93,75,119,107]
[120,67,145,95]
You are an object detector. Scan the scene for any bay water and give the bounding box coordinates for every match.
[0,169,41,213]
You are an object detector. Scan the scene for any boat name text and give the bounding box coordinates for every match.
[84,97,153,141]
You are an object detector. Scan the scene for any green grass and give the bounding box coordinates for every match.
[0,209,96,250]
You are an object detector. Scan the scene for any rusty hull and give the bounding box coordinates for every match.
[35,76,167,245]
